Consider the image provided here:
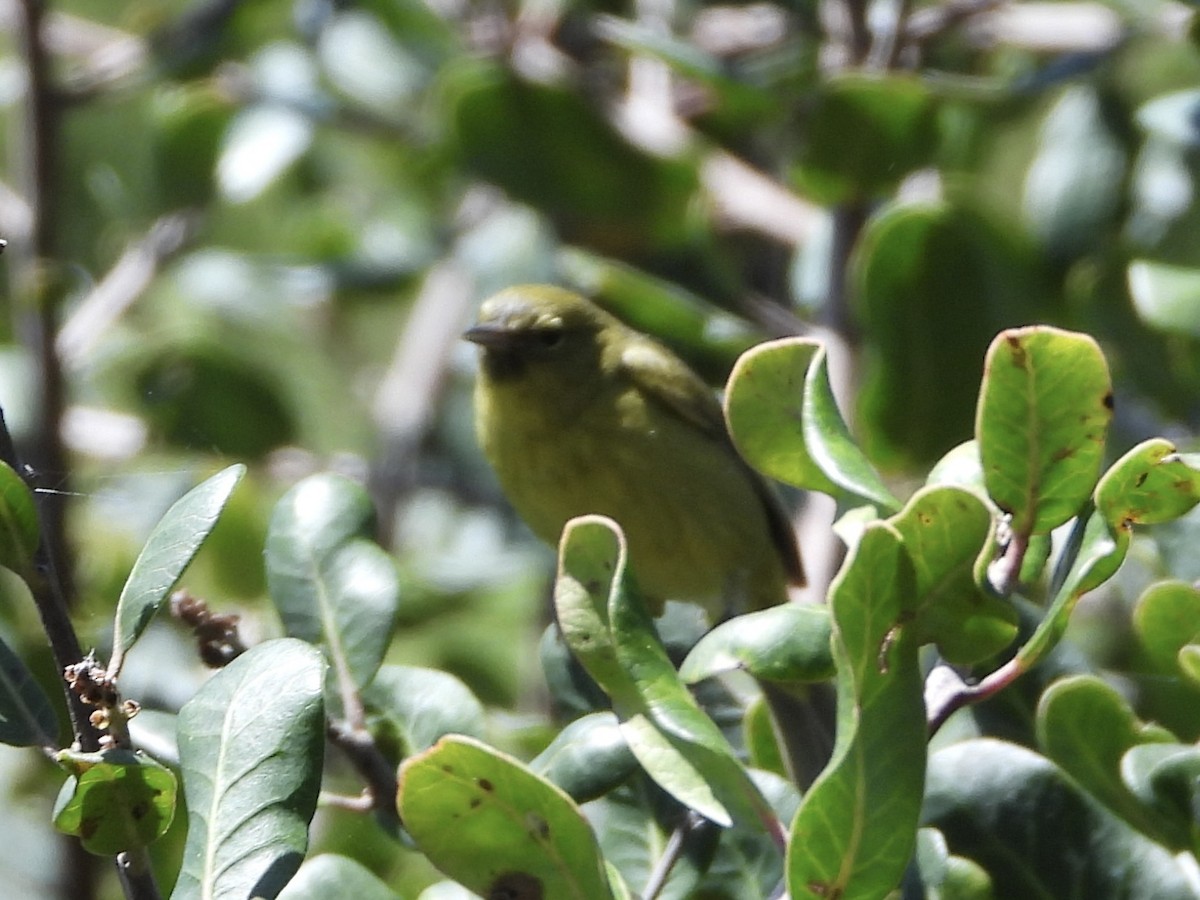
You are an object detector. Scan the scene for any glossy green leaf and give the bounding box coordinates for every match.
[912,828,994,900]
[555,515,778,833]
[679,605,834,684]
[109,464,246,677]
[277,854,399,900]
[365,665,485,758]
[172,639,325,900]
[788,523,925,899]
[53,749,177,856]
[1022,86,1125,259]
[398,734,614,900]
[1128,260,1200,338]
[1036,675,1182,846]
[926,440,986,495]
[724,337,897,509]
[0,631,58,747]
[977,327,1111,536]
[925,739,1195,899]
[554,516,642,710]
[1095,438,1200,527]
[792,74,937,204]
[890,486,1017,664]
[1134,580,1200,676]
[0,460,38,578]
[1121,743,1200,851]
[218,105,313,203]
[855,204,1040,467]
[743,695,787,779]
[1136,88,1200,148]
[529,712,637,804]
[266,473,400,692]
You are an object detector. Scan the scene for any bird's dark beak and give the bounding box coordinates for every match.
[463,323,519,349]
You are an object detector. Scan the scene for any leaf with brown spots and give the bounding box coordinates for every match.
[398,735,616,900]
[976,327,1111,537]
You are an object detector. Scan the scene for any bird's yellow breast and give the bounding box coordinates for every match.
[475,372,790,618]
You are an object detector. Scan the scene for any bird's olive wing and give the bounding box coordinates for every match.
[618,338,728,439]
[619,337,806,589]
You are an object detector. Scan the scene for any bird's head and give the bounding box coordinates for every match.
[464,285,617,392]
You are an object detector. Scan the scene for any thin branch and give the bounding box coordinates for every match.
[926,656,1022,735]
[327,720,401,830]
[642,815,695,900]
[0,406,99,750]
[867,0,915,70]
[57,212,197,369]
[369,261,475,545]
[905,0,1004,44]
[13,0,74,607]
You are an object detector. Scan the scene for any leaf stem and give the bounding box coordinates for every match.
[643,813,707,900]
[925,656,1023,735]
[327,720,401,830]
[115,850,162,900]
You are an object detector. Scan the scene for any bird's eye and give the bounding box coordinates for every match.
[537,328,565,349]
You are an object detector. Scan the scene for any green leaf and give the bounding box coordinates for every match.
[53,749,177,856]
[976,327,1111,537]
[109,464,246,677]
[792,74,937,204]
[1022,86,1125,259]
[554,516,642,710]
[1121,743,1200,851]
[0,631,58,747]
[1036,675,1183,846]
[854,203,1041,467]
[912,828,994,900]
[364,664,486,757]
[1128,260,1200,338]
[788,523,926,899]
[398,735,615,900]
[889,486,1017,664]
[1134,580,1200,675]
[926,440,986,495]
[925,739,1196,899]
[678,605,834,684]
[266,473,400,692]
[0,460,38,578]
[276,854,399,900]
[743,696,788,779]
[724,337,897,509]
[172,639,325,900]
[529,712,637,804]
[1095,438,1200,528]
[555,515,779,834]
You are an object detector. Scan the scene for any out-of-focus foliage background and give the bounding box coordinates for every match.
[3,0,1200,896]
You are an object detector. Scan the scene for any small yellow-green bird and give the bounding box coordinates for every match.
[464,284,804,620]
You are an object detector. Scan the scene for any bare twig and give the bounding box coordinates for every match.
[643,814,703,900]
[57,213,197,368]
[905,0,1005,43]
[370,262,476,543]
[327,720,402,830]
